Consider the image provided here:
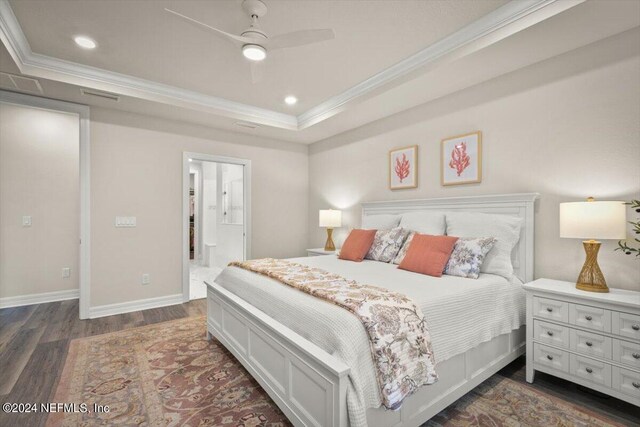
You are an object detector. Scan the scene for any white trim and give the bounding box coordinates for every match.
[361,193,539,283]
[0,289,79,309]
[89,293,183,319]
[0,90,91,320]
[183,152,252,303]
[297,0,583,129]
[0,0,582,131]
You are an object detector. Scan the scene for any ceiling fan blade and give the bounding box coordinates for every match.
[250,61,264,84]
[165,8,254,46]
[266,29,335,50]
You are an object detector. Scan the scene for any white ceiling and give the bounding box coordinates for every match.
[7,0,507,114]
[1,0,639,145]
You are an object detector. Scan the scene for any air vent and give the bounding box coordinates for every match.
[80,88,120,102]
[0,72,43,94]
[235,120,260,129]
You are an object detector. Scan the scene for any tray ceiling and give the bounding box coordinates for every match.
[1,0,638,144]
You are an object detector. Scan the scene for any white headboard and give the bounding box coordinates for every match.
[361,193,539,283]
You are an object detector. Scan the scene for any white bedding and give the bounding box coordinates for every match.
[213,255,525,427]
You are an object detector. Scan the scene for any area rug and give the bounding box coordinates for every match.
[48,316,625,427]
[47,316,290,427]
[425,375,626,427]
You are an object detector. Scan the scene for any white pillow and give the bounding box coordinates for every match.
[361,214,400,230]
[399,211,446,235]
[445,212,523,279]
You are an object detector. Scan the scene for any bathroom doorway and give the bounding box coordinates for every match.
[183,153,251,301]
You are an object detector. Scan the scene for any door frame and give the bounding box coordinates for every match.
[0,90,91,319]
[182,152,251,302]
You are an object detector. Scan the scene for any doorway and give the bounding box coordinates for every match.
[183,153,251,301]
[0,90,90,319]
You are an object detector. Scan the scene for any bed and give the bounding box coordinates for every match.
[205,193,539,427]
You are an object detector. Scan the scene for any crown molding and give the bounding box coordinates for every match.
[0,0,582,132]
[0,0,297,130]
[296,0,583,129]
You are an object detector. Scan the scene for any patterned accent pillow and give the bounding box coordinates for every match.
[444,237,497,279]
[392,231,415,265]
[365,227,410,263]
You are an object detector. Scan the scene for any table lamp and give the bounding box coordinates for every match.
[559,197,626,293]
[319,209,342,251]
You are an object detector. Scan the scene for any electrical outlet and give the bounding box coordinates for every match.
[22,215,32,227]
[141,273,150,285]
[62,267,71,278]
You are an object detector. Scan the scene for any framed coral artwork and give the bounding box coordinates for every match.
[441,131,482,186]
[389,145,418,190]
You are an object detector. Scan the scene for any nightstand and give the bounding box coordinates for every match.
[306,248,337,257]
[523,278,640,406]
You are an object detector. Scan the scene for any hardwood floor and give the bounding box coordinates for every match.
[0,298,206,427]
[0,298,637,427]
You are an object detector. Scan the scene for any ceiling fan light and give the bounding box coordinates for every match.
[242,44,266,61]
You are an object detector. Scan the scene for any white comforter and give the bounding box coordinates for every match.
[213,256,525,427]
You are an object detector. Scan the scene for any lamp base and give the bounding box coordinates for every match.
[575,240,609,293]
[324,228,335,251]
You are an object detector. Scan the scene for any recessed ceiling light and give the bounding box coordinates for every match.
[74,36,97,49]
[242,44,266,61]
[284,96,297,105]
[188,158,193,162]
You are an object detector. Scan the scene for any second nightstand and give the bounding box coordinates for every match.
[306,248,337,257]
[523,278,640,407]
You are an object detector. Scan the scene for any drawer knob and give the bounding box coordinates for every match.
[585,315,593,321]
[632,324,640,331]
[546,307,553,313]
[547,331,554,337]
[633,353,640,359]
[633,382,640,389]
[546,355,553,361]
[586,341,593,347]
[585,367,593,374]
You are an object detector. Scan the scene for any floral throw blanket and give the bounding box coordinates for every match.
[228,258,438,410]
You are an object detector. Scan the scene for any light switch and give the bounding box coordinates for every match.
[22,216,32,227]
[115,216,137,227]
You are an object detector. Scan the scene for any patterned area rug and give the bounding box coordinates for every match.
[48,316,624,427]
[47,316,289,427]
[425,375,625,427]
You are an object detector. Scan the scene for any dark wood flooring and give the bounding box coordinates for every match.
[0,299,637,427]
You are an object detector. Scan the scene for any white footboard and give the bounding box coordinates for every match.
[207,282,525,427]
[207,283,351,427]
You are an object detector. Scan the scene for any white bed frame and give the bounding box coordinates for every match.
[206,193,539,427]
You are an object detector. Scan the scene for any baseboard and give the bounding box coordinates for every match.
[89,293,183,319]
[0,289,79,309]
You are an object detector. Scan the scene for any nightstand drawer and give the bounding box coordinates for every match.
[612,311,640,340]
[570,354,611,387]
[569,303,611,332]
[613,338,640,369]
[570,329,611,360]
[534,343,569,373]
[612,366,640,400]
[533,320,568,348]
[533,297,568,323]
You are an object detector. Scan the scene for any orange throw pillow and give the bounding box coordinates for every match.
[339,229,377,262]
[399,234,459,277]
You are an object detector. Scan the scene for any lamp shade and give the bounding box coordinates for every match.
[319,209,342,228]
[559,200,626,240]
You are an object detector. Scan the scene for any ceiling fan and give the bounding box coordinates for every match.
[165,0,335,83]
